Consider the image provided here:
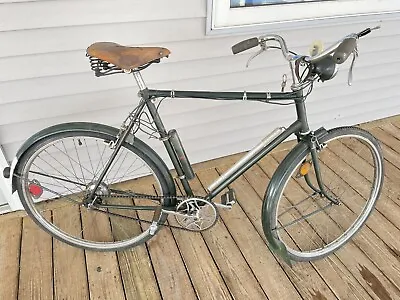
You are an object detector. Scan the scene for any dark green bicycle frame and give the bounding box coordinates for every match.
[143,88,315,200]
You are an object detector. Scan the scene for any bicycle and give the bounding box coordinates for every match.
[3,26,384,264]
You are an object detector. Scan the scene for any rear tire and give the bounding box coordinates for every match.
[263,127,384,261]
[15,129,175,251]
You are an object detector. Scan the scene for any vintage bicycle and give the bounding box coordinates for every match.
[3,26,384,263]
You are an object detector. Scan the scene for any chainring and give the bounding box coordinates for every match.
[174,198,218,231]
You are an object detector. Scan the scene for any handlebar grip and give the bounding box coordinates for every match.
[358,28,372,38]
[232,37,259,54]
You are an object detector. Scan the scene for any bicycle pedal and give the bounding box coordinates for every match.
[216,189,237,209]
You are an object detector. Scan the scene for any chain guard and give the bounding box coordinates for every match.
[174,198,218,231]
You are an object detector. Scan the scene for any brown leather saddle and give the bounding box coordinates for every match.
[87,42,170,70]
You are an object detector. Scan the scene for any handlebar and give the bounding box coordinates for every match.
[231,25,381,88]
[305,26,380,64]
[231,34,295,61]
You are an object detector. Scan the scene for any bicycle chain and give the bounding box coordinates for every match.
[92,192,210,232]
[107,190,201,201]
[14,173,210,232]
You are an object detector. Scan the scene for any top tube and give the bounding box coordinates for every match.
[146,89,303,102]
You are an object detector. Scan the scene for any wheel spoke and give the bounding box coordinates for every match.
[271,128,383,261]
[17,131,170,251]
[274,202,333,231]
[29,170,86,187]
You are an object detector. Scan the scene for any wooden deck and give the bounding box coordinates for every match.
[1,117,400,300]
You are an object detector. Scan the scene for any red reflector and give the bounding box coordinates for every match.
[28,182,43,198]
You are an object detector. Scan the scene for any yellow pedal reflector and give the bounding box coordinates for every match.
[298,161,312,176]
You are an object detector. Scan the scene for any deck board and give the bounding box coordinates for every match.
[171,180,233,300]
[137,179,197,300]
[53,206,89,300]
[242,163,373,300]
[214,161,334,300]
[18,214,53,300]
[1,116,400,299]
[0,217,21,300]
[272,150,400,295]
[199,168,303,299]
[187,174,271,300]
[82,208,126,300]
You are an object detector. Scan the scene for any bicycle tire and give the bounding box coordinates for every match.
[262,126,384,262]
[15,127,175,251]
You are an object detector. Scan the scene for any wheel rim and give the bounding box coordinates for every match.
[19,133,166,250]
[273,133,383,260]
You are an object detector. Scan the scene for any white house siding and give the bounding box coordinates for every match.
[0,0,399,210]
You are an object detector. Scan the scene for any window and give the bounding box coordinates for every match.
[207,0,400,35]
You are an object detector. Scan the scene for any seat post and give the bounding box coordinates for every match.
[132,71,147,91]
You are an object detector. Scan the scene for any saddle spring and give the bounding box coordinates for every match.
[87,55,125,77]
[87,55,161,78]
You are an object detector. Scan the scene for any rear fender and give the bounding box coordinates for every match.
[11,122,176,198]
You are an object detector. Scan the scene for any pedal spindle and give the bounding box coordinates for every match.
[175,198,218,231]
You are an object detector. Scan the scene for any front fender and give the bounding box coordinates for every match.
[11,122,176,197]
[262,127,328,265]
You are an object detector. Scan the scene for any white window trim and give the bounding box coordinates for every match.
[0,148,23,212]
[206,0,400,35]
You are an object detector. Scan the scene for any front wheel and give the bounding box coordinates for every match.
[263,127,384,262]
[15,129,175,251]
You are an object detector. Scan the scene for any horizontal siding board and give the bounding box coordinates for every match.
[3,97,400,167]
[0,18,206,58]
[0,55,287,104]
[0,37,236,82]
[0,58,399,127]
[161,95,400,162]
[2,95,399,166]
[1,83,399,161]
[1,47,399,106]
[0,0,43,3]
[166,89,400,145]
[0,0,399,178]
[182,98,400,165]
[1,32,399,82]
[1,17,399,59]
[9,94,400,165]
[0,64,397,150]
[0,204,10,214]
[0,0,206,31]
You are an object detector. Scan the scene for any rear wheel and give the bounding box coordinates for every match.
[264,127,384,261]
[15,130,175,251]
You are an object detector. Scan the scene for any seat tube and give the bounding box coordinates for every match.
[134,72,194,196]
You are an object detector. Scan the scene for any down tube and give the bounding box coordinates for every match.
[207,120,302,199]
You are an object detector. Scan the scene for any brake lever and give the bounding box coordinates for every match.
[347,46,358,86]
[246,41,267,68]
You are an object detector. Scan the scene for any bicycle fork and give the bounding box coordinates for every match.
[305,133,340,205]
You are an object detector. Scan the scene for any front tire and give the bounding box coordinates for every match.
[263,127,384,262]
[15,129,175,251]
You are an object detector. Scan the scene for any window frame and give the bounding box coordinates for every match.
[206,0,400,35]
